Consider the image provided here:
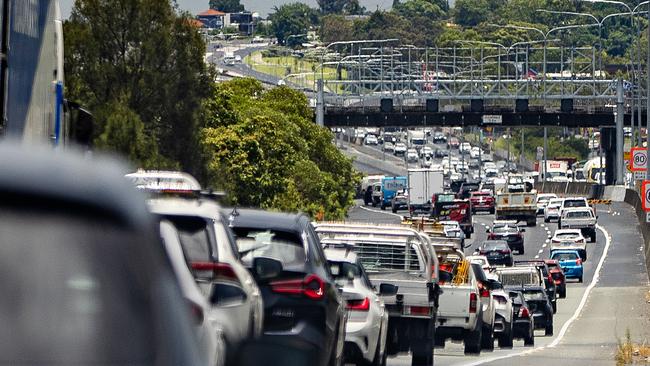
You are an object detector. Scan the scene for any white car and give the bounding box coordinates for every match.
[484,162,497,171]
[406,148,419,163]
[394,142,407,156]
[364,135,378,145]
[420,146,434,158]
[421,155,433,168]
[491,287,514,348]
[460,142,472,154]
[544,198,564,222]
[551,229,587,260]
[383,142,395,152]
[536,193,558,215]
[325,248,389,366]
[160,221,226,366]
[470,147,481,159]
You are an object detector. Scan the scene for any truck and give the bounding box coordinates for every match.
[408,169,444,216]
[359,174,385,203]
[433,243,492,355]
[379,176,408,210]
[313,223,440,366]
[408,130,427,148]
[582,157,606,183]
[431,193,474,239]
[538,160,569,182]
[495,192,537,226]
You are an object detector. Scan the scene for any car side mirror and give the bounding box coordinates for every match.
[252,257,283,281]
[379,283,399,296]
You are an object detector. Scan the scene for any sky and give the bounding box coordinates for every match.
[60,0,395,18]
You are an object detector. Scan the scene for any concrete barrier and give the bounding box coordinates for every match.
[624,189,650,277]
[537,182,604,199]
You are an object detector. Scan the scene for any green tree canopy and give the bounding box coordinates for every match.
[317,0,364,14]
[64,0,212,174]
[269,3,319,46]
[200,78,359,220]
[209,0,244,13]
[454,0,489,27]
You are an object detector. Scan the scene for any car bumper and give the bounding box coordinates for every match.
[532,313,552,329]
[344,318,381,362]
[472,204,494,211]
[486,255,513,265]
[512,319,532,338]
[561,266,583,278]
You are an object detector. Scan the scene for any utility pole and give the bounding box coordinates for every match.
[316,80,324,127]
[543,127,548,182]
[616,78,625,184]
[520,128,525,167]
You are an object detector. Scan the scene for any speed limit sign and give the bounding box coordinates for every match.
[631,147,647,172]
[643,180,650,211]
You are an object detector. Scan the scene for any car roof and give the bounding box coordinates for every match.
[148,197,223,219]
[224,208,307,232]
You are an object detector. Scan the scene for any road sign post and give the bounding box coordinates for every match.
[642,180,650,211]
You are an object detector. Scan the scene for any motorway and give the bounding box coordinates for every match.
[343,135,650,366]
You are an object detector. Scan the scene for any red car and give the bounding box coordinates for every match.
[545,259,566,298]
[470,191,495,214]
[448,137,460,149]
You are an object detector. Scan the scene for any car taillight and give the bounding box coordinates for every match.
[191,262,239,282]
[518,306,530,318]
[488,234,496,239]
[500,249,511,254]
[469,292,478,313]
[405,306,431,316]
[576,259,582,265]
[478,283,490,298]
[347,297,370,311]
[270,274,326,300]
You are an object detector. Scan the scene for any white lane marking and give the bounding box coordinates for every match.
[542,243,547,248]
[546,239,550,243]
[534,255,540,259]
[357,205,404,219]
[460,224,612,366]
[538,249,544,254]
[541,224,545,228]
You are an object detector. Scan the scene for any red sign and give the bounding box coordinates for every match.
[643,180,650,211]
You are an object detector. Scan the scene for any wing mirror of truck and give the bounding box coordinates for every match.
[252,257,283,281]
[379,283,399,296]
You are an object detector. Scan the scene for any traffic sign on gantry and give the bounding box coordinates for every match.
[630,147,647,172]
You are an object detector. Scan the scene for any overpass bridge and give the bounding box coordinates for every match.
[307,41,647,186]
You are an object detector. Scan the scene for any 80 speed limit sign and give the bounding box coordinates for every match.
[631,147,647,172]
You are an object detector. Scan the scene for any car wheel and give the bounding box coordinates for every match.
[591,233,596,243]
[434,335,445,349]
[464,318,482,355]
[481,324,494,351]
[552,301,557,314]
[519,247,525,255]
[527,219,536,227]
[410,320,434,366]
[544,217,550,223]
[329,326,344,366]
[524,331,535,347]
[370,336,383,366]
[490,208,495,215]
[579,276,583,283]
[392,208,397,213]
[380,203,386,211]
[498,324,514,349]
[545,323,554,337]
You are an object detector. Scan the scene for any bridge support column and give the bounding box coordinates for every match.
[316,80,324,127]
[616,79,625,185]
[601,128,616,186]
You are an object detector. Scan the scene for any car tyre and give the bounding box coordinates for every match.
[410,320,434,366]
[527,219,536,227]
[552,301,557,314]
[591,233,596,243]
[434,336,445,349]
[578,276,583,283]
[519,247,525,255]
[544,217,550,223]
[545,323,553,337]
[524,331,535,347]
[464,318,483,355]
[498,324,514,349]
[380,203,386,211]
[490,208,495,215]
[392,207,397,213]
[481,324,494,351]
[370,337,384,366]
[559,288,566,299]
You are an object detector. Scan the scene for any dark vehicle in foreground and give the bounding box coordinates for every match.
[227,209,347,366]
[476,240,514,266]
[515,260,558,313]
[432,193,474,238]
[507,290,535,346]
[487,221,525,254]
[518,286,554,336]
[545,259,567,298]
[0,144,203,365]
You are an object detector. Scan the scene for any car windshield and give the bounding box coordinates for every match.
[553,252,579,261]
[556,232,579,239]
[233,228,307,271]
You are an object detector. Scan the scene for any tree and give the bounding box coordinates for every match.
[64,0,212,175]
[269,3,319,46]
[454,0,489,27]
[320,14,356,43]
[200,78,359,220]
[394,0,445,20]
[317,0,364,14]
[209,0,244,13]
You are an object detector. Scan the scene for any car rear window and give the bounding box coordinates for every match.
[165,215,213,262]
[564,199,586,208]
[492,225,517,234]
[0,209,154,363]
[523,290,546,301]
[233,228,307,271]
[566,211,592,218]
[556,232,579,239]
[482,241,508,250]
[553,252,579,261]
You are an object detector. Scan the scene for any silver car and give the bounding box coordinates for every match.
[148,196,264,361]
[160,221,226,366]
[324,247,389,366]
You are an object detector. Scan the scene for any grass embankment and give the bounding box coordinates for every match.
[616,328,650,365]
[244,51,347,92]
